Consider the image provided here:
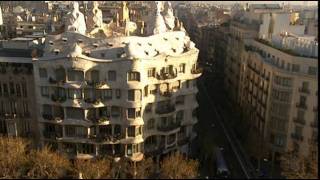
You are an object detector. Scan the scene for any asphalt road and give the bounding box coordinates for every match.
[191,70,250,179]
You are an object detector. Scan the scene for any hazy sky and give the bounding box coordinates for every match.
[191,1,318,6]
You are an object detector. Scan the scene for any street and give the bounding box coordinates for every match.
[191,69,256,178]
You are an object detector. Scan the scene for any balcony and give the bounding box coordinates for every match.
[89,116,109,124]
[43,131,62,140]
[85,80,106,88]
[191,67,203,74]
[175,100,184,105]
[49,77,57,84]
[299,88,310,95]
[94,134,113,142]
[296,103,307,110]
[51,95,66,103]
[84,98,101,105]
[291,133,303,141]
[42,114,53,121]
[160,91,172,97]
[157,122,180,132]
[293,118,306,125]
[155,104,175,114]
[144,144,165,156]
[156,72,177,80]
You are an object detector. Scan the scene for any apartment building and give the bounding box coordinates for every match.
[33,1,201,161]
[224,4,318,161]
[0,38,42,146]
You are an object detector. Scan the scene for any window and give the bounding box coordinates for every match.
[148,68,156,77]
[176,110,184,121]
[9,82,15,95]
[302,81,309,90]
[299,95,306,105]
[39,68,47,78]
[115,89,121,99]
[41,87,49,97]
[102,89,112,100]
[108,71,116,81]
[127,108,135,119]
[127,144,133,156]
[66,107,84,119]
[68,88,82,99]
[0,83,2,97]
[179,63,186,73]
[297,110,305,120]
[147,119,155,129]
[67,69,84,81]
[23,101,29,115]
[78,143,94,154]
[128,126,135,137]
[3,83,8,96]
[16,84,21,97]
[275,135,285,147]
[128,90,134,101]
[294,126,303,136]
[127,72,140,81]
[292,64,300,72]
[22,82,27,97]
[308,66,317,76]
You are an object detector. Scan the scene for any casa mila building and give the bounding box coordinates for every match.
[33,1,202,161]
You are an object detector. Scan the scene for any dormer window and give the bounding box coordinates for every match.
[145,51,149,55]
[107,43,113,47]
[148,43,152,46]
[93,43,99,48]
[101,53,105,58]
[53,49,60,55]
[176,37,179,40]
[62,37,68,42]
[172,48,176,53]
[49,41,54,45]
[84,50,90,56]
[163,37,168,41]
[137,43,142,46]
[78,39,83,43]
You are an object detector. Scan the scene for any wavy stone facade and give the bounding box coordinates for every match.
[33,30,202,161]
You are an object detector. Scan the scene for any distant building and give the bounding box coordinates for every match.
[0,37,43,147]
[224,4,318,161]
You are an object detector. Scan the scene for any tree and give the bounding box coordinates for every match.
[160,151,199,179]
[280,150,318,179]
[126,157,156,179]
[0,136,29,178]
[26,146,71,179]
[73,157,112,179]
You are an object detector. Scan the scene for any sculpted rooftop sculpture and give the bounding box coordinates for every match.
[86,1,103,32]
[65,1,86,35]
